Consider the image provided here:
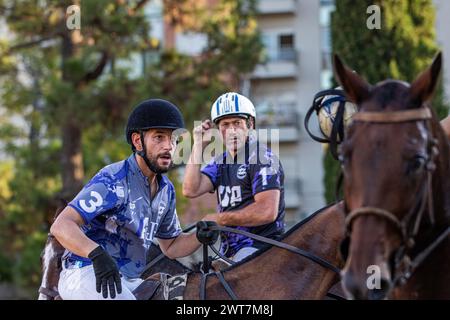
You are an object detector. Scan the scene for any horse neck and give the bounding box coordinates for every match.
[430,115,450,225]
[203,206,345,299]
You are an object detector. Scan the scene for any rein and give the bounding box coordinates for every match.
[209,225,341,273]
[198,224,342,300]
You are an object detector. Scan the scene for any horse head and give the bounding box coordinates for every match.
[334,52,450,299]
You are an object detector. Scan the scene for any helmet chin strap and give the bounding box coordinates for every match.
[136,131,162,175]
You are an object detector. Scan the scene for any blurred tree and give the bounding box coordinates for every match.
[323,0,449,203]
[1,0,152,199]
[0,0,262,294]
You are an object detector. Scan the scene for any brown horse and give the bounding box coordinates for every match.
[334,53,450,299]
[39,202,347,300]
[173,204,346,300]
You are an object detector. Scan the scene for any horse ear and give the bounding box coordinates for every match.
[409,52,442,106]
[333,54,371,105]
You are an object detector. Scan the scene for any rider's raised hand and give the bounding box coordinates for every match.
[88,246,122,299]
[193,119,213,146]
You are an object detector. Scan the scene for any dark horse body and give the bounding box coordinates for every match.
[178,204,345,300]
[334,53,450,299]
[39,204,346,300]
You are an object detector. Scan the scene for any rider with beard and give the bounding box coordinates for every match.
[51,99,204,300]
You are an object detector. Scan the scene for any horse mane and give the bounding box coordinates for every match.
[141,243,193,279]
[219,203,337,273]
[52,198,68,222]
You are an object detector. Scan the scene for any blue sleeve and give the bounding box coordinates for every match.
[155,190,182,239]
[201,159,219,190]
[68,171,124,224]
[250,156,283,196]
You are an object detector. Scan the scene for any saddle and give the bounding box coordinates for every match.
[133,274,163,300]
[134,272,189,300]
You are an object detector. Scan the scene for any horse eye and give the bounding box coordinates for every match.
[408,155,426,174]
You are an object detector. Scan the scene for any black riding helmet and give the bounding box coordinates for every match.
[126,99,185,145]
[126,99,185,173]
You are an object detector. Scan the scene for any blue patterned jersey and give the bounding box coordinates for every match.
[64,154,181,278]
[201,140,285,257]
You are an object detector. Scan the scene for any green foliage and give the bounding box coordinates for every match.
[324,0,449,203]
[323,149,342,203]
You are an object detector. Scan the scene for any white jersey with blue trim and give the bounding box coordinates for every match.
[64,154,181,278]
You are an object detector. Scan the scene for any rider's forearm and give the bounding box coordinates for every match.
[182,142,204,197]
[218,201,278,227]
[161,232,201,259]
[50,218,98,258]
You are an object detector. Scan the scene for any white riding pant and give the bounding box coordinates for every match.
[58,263,143,300]
[231,246,259,262]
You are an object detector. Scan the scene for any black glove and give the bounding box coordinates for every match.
[196,221,219,245]
[88,246,122,299]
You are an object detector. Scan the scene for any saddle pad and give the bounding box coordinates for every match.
[160,273,188,300]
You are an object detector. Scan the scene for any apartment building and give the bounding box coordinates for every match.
[248,0,325,224]
[434,0,450,106]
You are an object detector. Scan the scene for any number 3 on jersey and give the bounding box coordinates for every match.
[79,191,103,213]
[218,186,242,207]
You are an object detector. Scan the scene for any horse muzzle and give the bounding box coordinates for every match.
[341,262,392,300]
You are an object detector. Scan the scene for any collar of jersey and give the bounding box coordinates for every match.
[128,153,167,190]
[222,138,261,165]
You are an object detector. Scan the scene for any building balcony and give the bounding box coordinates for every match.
[252,48,298,79]
[256,102,300,142]
[257,0,297,15]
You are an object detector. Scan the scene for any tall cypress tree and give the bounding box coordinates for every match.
[324,0,449,203]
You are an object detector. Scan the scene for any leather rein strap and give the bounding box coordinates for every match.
[351,108,432,123]
[210,225,341,274]
[198,223,342,300]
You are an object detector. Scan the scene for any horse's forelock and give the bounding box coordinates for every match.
[363,81,412,111]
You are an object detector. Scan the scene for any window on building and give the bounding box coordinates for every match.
[278,34,295,61]
[261,32,296,62]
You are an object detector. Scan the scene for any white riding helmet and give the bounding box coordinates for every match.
[211,92,256,124]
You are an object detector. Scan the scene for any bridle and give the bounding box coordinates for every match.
[342,107,450,288]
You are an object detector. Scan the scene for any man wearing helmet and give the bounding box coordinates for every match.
[183,92,286,263]
[51,99,204,300]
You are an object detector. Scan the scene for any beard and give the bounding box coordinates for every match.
[145,152,173,174]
